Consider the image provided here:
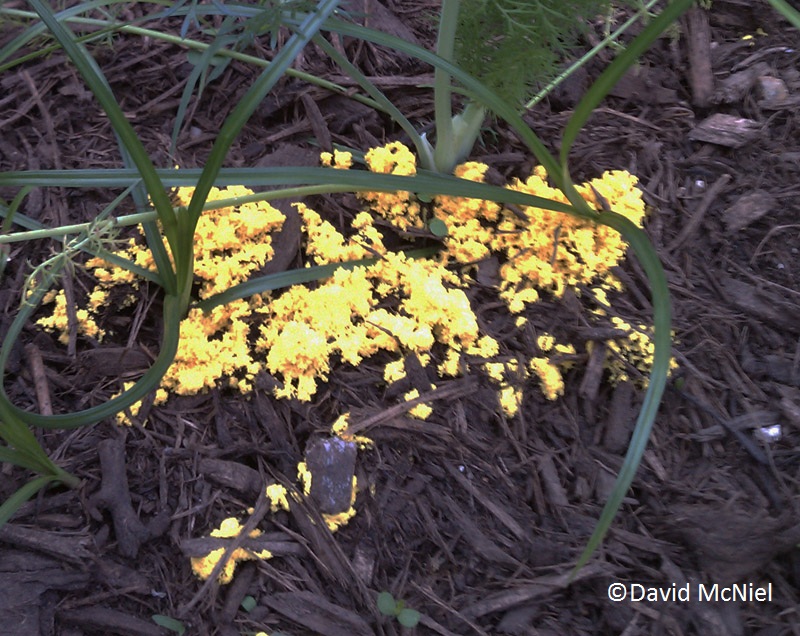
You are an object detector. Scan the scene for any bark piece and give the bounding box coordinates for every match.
[263,591,373,636]
[0,551,88,636]
[88,437,150,559]
[713,62,771,103]
[688,114,761,148]
[665,506,800,583]
[723,189,776,232]
[719,277,800,335]
[199,458,263,498]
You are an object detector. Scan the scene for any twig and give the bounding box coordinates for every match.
[24,344,53,416]
[177,486,270,618]
[666,174,731,254]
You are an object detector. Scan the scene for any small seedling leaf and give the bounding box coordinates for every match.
[377,591,398,615]
[241,595,257,612]
[428,217,448,237]
[398,608,421,628]
[151,614,186,635]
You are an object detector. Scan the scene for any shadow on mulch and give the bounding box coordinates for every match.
[1,1,799,635]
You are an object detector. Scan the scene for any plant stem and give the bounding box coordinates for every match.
[524,0,662,109]
[432,0,460,173]
[0,8,383,115]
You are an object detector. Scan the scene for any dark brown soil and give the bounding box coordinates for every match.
[1,1,799,635]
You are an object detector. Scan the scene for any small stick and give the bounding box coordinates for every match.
[667,174,731,254]
[24,344,53,416]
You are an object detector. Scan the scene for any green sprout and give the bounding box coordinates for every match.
[377,591,421,629]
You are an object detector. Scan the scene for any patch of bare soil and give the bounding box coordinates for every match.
[1,1,799,635]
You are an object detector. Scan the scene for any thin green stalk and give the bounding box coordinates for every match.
[525,0,661,109]
[432,0,461,172]
[767,0,800,28]
[27,0,179,295]
[175,0,341,311]
[0,7,385,121]
[311,34,432,169]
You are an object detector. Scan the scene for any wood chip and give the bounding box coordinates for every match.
[461,564,607,619]
[713,62,771,103]
[263,591,373,636]
[719,276,800,335]
[198,458,263,498]
[723,189,775,232]
[688,114,761,148]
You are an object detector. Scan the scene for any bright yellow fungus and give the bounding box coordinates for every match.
[331,413,373,448]
[190,517,271,583]
[36,142,667,413]
[266,484,290,513]
[404,388,433,420]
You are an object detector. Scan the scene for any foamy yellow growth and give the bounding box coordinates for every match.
[36,289,104,344]
[498,385,522,418]
[40,183,284,402]
[111,381,143,426]
[266,484,290,513]
[404,388,433,420]
[383,359,407,384]
[331,413,373,448]
[36,142,662,411]
[359,141,422,230]
[493,167,645,306]
[483,359,524,417]
[320,149,353,169]
[190,517,271,583]
[296,461,312,498]
[526,333,578,401]
[590,317,678,386]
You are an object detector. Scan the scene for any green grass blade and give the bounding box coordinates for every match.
[311,34,431,167]
[177,0,342,307]
[768,0,800,28]
[27,0,178,294]
[0,289,182,430]
[0,168,579,215]
[0,475,61,527]
[560,0,693,167]
[570,212,671,575]
[0,446,44,472]
[195,247,438,312]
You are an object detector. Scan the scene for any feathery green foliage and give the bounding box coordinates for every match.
[454,0,629,105]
